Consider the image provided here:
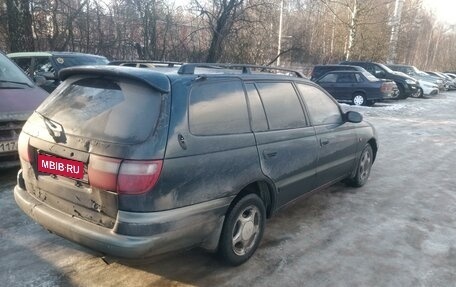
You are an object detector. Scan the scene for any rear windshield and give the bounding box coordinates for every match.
[362,72,378,82]
[37,77,162,144]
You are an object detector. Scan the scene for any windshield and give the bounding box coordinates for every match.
[0,53,34,87]
[54,55,109,69]
[418,71,430,76]
[376,63,394,73]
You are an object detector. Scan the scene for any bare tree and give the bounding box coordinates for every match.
[6,0,34,51]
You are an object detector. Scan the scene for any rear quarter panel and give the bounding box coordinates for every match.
[118,78,265,212]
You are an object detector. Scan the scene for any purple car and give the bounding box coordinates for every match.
[0,52,48,168]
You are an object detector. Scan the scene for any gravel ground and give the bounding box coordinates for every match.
[1,92,456,287]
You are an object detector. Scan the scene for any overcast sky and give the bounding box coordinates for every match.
[422,0,456,25]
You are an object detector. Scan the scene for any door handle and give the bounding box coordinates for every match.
[263,151,277,159]
[320,139,330,146]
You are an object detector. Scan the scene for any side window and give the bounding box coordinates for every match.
[319,73,337,83]
[35,57,54,74]
[189,80,250,135]
[363,64,375,74]
[405,68,413,75]
[256,82,307,130]
[372,65,385,77]
[297,84,343,126]
[12,57,33,76]
[336,73,355,83]
[245,83,268,132]
[355,74,364,83]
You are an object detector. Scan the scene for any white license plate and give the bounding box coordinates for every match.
[0,141,18,153]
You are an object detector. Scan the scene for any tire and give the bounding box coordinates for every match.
[410,88,423,98]
[397,85,409,99]
[218,194,266,266]
[352,93,367,106]
[346,144,374,187]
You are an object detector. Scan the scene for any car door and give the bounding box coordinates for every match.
[245,82,319,207]
[335,72,357,101]
[297,84,358,187]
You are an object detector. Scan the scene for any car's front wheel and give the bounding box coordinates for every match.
[411,87,423,98]
[218,193,266,266]
[397,84,409,99]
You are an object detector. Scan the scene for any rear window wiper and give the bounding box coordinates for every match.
[0,80,33,88]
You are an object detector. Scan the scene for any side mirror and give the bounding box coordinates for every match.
[345,111,363,123]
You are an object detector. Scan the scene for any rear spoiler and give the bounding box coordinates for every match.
[59,65,171,93]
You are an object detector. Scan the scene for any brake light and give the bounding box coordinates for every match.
[88,155,121,191]
[118,160,163,195]
[88,154,163,195]
[381,83,392,93]
[18,133,31,162]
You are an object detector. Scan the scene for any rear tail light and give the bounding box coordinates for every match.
[88,155,121,191]
[381,83,393,93]
[18,133,32,162]
[118,160,163,195]
[88,154,163,195]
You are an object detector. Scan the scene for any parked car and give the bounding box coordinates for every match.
[0,52,48,168]
[417,80,439,96]
[425,71,455,90]
[14,64,377,266]
[315,70,398,106]
[386,64,444,94]
[340,61,420,99]
[444,73,456,87]
[444,73,456,80]
[310,64,368,81]
[436,72,456,89]
[8,51,109,92]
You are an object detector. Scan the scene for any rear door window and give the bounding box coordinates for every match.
[37,77,163,144]
[355,74,364,82]
[336,73,355,83]
[189,79,250,135]
[256,82,307,130]
[319,73,337,83]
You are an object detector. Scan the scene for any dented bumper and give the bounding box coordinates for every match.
[14,170,233,258]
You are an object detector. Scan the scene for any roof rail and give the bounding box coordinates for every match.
[177,63,305,78]
[109,60,184,67]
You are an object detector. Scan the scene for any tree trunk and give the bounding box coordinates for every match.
[345,0,357,61]
[6,0,34,52]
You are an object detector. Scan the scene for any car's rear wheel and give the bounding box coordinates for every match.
[352,93,367,106]
[218,193,266,266]
[346,144,373,187]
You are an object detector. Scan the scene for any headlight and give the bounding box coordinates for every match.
[436,79,443,84]
[405,79,417,85]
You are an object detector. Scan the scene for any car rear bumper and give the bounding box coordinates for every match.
[14,171,233,258]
